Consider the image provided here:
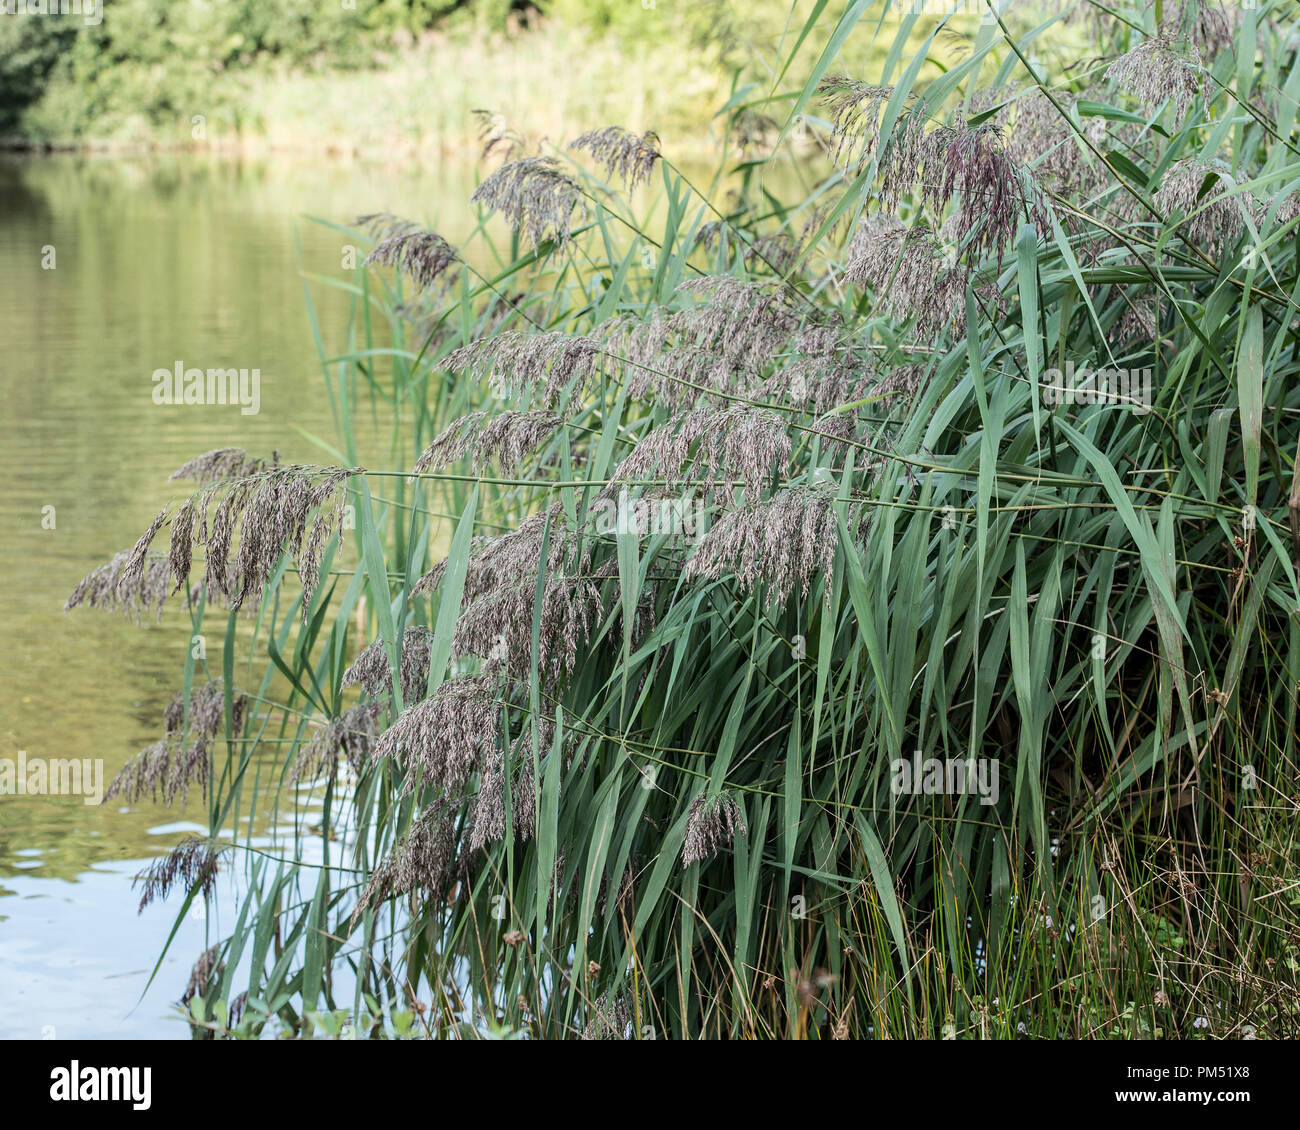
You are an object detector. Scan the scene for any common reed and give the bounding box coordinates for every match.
[78,2,1300,1043]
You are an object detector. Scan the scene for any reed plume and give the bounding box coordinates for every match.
[106,680,247,806]
[371,674,504,796]
[343,625,436,705]
[453,574,604,685]
[161,463,360,615]
[413,504,573,601]
[411,410,562,477]
[65,549,173,622]
[1154,159,1249,257]
[355,800,461,919]
[470,157,582,249]
[606,405,792,503]
[359,217,460,292]
[182,945,222,1009]
[443,330,602,410]
[468,726,543,852]
[682,484,846,606]
[681,791,747,867]
[846,215,968,338]
[1108,32,1206,122]
[671,276,801,373]
[581,992,632,1040]
[1275,190,1300,227]
[818,77,898,175]
[570,126,661,190]
[291,702,382,785]
[820,77,1044,259]
[925,120,1046,260]
[973,86,1109,197]
[169,447,272,487]
[135,836,227,913]
[472,109,528,162]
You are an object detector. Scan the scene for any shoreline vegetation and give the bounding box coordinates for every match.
[0,3,1001,159]
[0,5,789,157]
[54,0,1300,1039]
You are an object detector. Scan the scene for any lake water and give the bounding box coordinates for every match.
[0,152,478,1038]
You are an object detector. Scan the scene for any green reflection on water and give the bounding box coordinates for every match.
[0,152,472,876]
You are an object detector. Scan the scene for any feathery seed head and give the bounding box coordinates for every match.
[581,992,632,1040]
[355,799,461,921]
[292,701,382,785]
[412,410,562,478]
[169,447,271,487]
[1108,32,1206,122]
[682,484,846,607]
[66,549,173,621]
[371,674,505,796]
[162,464,359,616]
[470,157,583,250]
[106,680,247,806]
[819,76,899,175]
[135,835,227,914]
[443,330,602,410]
[344,625,436,705]
[363,224,460,292]
[847,216,968,338]
[183,945,222,1008]
[1154,158,1249,257]
[1275,189,1300,227]
[569,126,661,190]
[682,791,748,867]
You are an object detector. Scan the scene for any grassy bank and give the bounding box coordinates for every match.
[1,1,810,153]
[2,1,1005,156]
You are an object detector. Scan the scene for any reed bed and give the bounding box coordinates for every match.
[70,0,1300,1039]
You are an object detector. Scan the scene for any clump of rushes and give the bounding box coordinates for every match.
[77,8,1300,1042]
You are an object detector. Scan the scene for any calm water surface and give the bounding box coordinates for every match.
[0,153,476,1038]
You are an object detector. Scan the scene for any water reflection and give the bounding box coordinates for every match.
[0,152,470,1037]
